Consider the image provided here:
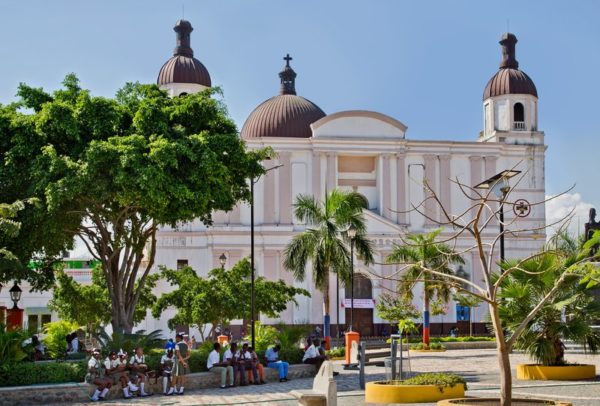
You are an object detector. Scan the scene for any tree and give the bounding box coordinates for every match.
[152,258,310,341]
[283,189,375,345]
[498,252,600,366]
[48,265,159,334]
[380,173,600,406]
[375,293,420,324]
[0,75,268,333]
[386,228,464,345]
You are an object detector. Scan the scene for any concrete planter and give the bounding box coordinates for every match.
[437,398,572,406]
[516,364,596,380]
[411,349,446,353]
[365,381,464,404]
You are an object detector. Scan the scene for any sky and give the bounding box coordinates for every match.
[1,0,599,235]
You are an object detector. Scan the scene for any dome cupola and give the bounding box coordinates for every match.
[481,33,542,143]
[157,19,211,96]
[241,54,326,139]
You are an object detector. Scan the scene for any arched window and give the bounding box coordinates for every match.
[345,273,373,299]
[513,103,525,130]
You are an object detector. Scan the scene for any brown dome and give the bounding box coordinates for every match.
[241,54,325,139]
[157,20,211,87]
[483,33,537,100]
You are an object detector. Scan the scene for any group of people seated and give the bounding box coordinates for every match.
[85,334,336,400]
[207,342,290,389]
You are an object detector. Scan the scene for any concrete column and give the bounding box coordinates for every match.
[312,152,322,201]
[396,154,406,224]
[279,152,292,224]
[423,155,437,226]
[439,155,452,220]
[381,154,392,220]
[326,154,337,192]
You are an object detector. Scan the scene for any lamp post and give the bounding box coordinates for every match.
[475,169,521,264]
[219,253,227,270]
[250,163,283,349]
[9,281,22,309]
[6,281,23,331]
[347,224,357,332]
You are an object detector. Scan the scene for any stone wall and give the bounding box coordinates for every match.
[0,364,316,405]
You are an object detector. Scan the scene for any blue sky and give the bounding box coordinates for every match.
[1,0,599,216]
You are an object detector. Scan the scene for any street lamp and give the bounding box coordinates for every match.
[347,224,357,332]
[219,253,227,270]
[9,282,22,309]
[250,163,283,349]
[475,169,521,263]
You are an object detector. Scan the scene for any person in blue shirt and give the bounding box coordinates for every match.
[265,344,289,382]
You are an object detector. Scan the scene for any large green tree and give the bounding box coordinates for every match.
[386,228,464,345]
[0,75,267,333]
[48,265,159,333]
[152,258,310,340]
[283,189,374,344]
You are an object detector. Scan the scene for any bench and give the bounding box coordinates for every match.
[289,361,337,406]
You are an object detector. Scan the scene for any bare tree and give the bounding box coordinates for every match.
[373,171,599,406]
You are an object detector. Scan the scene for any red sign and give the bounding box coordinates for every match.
[341,299,376,309]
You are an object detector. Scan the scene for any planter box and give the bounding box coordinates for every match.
[517,364,596,380]
[365,381,464,404]
[411,349,446,353]
[437,398,572,406]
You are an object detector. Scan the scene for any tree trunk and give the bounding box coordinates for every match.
[322,274,331,345]
[423,291,430,345]
[490,303,512,406]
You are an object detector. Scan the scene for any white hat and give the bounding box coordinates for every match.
[117,349,127,357]
[92,348,101,355]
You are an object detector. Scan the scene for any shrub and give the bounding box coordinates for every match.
[430,342,445,350]
[327,346,345,358]
[0,360,87,387]
[0,325,29,364]
[278,347,304,364]
[43,320,79,359]
[244,322,278,353]
[276,323,311,350]
[401,372,467,390]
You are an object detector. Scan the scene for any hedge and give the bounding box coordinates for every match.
[0,347,306,387]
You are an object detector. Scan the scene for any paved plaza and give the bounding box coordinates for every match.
[57,348,600,406]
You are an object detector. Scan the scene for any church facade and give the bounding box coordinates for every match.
[144,24,547,337]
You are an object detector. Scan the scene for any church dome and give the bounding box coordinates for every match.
[483,33,537,100]
[157,20,211,88]
[241,55,325,139]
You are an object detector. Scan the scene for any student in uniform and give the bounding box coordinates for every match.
[173,333,188,395]
[224,342,246,386]
[239,343,260,385]
[86,348,112,402]
[302,339,327,373]
[105,350,138,399]
[129,346,151,397]
[245,346,266,384]
[265,344,289,382]
[161,348,176,395]
[207,342,234,389]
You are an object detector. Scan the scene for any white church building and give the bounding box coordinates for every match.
[3,21,547,339]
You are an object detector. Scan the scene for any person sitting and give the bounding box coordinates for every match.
[224,342,247,386]
[265,344,289,382]
[31,335,45,361]
[239,343,260,385]
[245,346,266,385]
[304,337,313,351]
[207,342,235,389]
[105,350,138,399]
[303,339,327,372]
[85,348,112,402]
[160,348,175,395]
[129,346,151,397]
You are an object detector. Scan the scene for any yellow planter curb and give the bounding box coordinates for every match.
[516,364,596,380]
[437,397,572,406]
[365,382,464,403]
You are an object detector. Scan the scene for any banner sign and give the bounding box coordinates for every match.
[341,298,376,309]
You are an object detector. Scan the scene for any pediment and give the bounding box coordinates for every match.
[311,110,407,139]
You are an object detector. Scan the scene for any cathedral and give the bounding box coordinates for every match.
[3,20,547,338]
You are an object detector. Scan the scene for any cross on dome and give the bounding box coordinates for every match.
[284,53,293,67]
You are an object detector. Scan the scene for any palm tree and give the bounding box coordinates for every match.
[498,252,600,366]
[283,189,374,345]
[386,229,464,345]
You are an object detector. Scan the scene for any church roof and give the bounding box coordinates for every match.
[241,55,325,139]
[157,19,211,87]
[483,33,537,100]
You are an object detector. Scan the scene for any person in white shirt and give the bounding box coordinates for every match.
[129,347,151,397]
[207,342,234,389]
[302,338,326,372]
[224,342,246,386]
[161,348,176,395]
[239,343,259,384]
[265,344,289,382]
[105,350,138,399]
[85,348,112,402]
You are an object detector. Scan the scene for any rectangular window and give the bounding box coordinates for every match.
[28,314,39,334]
[41,314,52,328]
[176,259,188,270]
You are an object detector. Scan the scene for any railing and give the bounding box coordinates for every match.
[513,121,526,130]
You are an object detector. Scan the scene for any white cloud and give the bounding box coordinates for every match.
[545,193,594,239]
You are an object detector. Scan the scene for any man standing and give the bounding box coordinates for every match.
[207,342,234,389]
[173,333,188,395]
[265,344,289,382]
